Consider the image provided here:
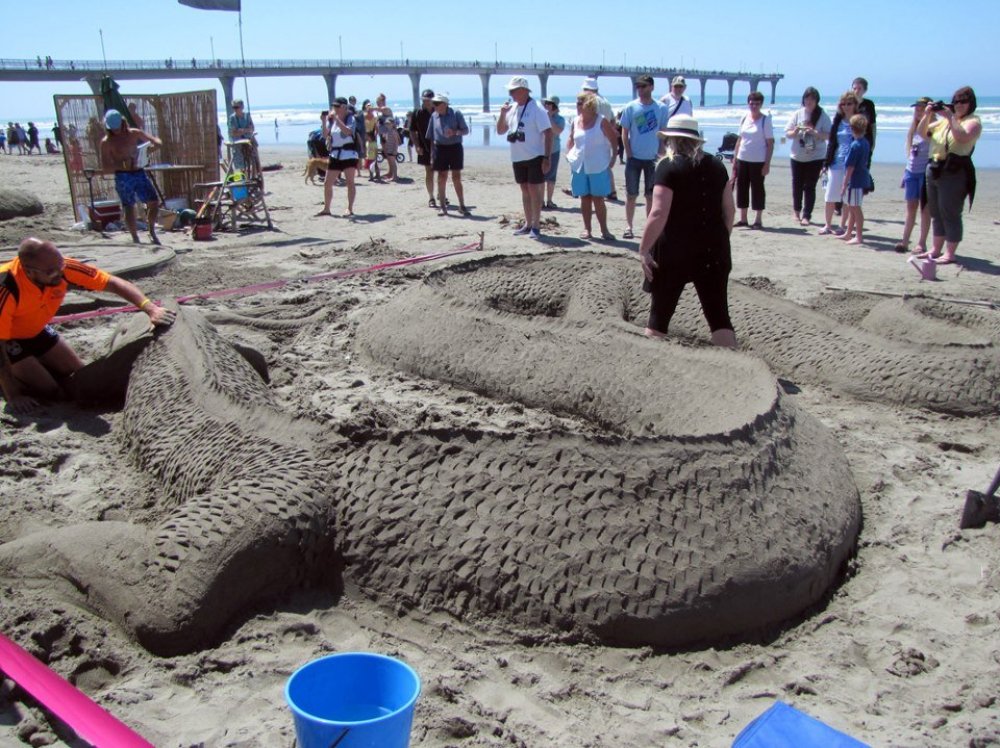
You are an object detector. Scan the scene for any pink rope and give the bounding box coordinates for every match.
[52,240,482,325]
[0,632,154,747]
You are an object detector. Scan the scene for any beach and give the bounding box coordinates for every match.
[1,145,999,747]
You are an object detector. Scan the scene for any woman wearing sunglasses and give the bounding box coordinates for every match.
[916,86,982,265]
[818,91,859,235]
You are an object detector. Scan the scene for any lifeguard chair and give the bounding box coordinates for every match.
[193,139,273,231]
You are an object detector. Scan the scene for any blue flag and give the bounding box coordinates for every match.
[178,0,240,10]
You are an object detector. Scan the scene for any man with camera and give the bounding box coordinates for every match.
[497,76,552,240]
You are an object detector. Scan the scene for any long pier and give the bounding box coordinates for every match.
[1,58,783,117]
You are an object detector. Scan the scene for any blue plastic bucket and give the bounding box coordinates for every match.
[285,652,420,748]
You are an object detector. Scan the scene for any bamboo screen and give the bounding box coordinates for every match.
[54,89,220,219]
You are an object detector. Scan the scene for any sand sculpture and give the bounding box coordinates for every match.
[0,188,44,221]
[0,253,875,656]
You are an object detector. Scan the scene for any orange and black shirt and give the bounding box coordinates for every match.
[0,257,110,340]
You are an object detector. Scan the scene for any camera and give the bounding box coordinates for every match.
[931,101,954,112]
[506,130,525,143]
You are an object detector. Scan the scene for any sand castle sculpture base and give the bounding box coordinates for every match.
[0,253,875,655]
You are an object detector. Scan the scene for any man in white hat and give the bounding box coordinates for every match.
[580,77,618,200]
[659,75,694,124]
[497,76,552,240]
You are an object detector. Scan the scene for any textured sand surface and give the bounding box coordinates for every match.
[1,149,998,747]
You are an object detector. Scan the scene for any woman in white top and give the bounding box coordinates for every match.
[565,93,618,240]
[730,91,774,229]
[784,87,831,226]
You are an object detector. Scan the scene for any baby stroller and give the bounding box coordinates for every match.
[376,150,405,164]
[716,132,738,161]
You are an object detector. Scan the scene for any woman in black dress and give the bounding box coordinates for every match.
[638,115,737,347]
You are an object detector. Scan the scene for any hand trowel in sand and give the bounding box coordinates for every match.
[959,463,1000,530]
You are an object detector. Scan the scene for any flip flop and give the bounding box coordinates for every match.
[623,228,634,239]
[601,232,616,241]
[735,220,749,227]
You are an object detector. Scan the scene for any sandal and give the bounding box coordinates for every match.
[428,198,437,208]
[623,228,635,239]
[600,232,616,241]
[579,231,593,239]
[751,221,763,230]
[735,220,749,227]
[459,205,471,216]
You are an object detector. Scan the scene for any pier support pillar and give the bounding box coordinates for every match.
[219,76,235,120]
[699,77,707,107]
[322,74,337,106]
[538,73,549,101]
[409,73,421,111]
[480,73,491,112]
[770,79,778,105]
[750,77,760,94]
[85,77,102,96]
[727,78,734,105]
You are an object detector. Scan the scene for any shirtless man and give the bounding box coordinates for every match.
[0,237,175,414]
[99,109,162,245]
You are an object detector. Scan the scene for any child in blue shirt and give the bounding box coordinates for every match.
[840,114,871,245]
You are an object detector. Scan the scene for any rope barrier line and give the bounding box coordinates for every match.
[51,237,484,326]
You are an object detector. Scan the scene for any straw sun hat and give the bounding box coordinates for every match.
[657,115,705,143]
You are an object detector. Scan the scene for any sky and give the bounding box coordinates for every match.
[3,0,999,117]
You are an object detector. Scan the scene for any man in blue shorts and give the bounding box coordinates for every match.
[99,109,163,244]
[620,75,668,239]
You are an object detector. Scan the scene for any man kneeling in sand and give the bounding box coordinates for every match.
[100,109,163,244]
[0,237,175,414]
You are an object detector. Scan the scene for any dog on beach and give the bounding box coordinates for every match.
[303,157,327,185]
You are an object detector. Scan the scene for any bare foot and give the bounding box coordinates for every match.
[913,250,941,260]
[314,209,331,216]
[343,210,354,217]
[579,230,592,239]
[837,233,853,241]
[846,238,863,245]
[131,235,141,244]
[149,233,161,246]
[932,255,956,264]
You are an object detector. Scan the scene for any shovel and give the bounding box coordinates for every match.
[959,463,1000,529]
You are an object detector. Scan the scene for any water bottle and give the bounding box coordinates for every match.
[822,171,828,189]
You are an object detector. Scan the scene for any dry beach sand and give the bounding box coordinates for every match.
[0,146,999,747]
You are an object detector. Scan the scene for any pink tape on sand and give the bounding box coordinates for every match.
[0,632,154,748]
[51,241,482,325]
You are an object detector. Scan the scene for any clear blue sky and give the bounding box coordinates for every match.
[3,0,999,116]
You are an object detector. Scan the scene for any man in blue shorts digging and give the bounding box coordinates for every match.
[99,109,163,245]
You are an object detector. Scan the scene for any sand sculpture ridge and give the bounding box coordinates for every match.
[0,254,868,654]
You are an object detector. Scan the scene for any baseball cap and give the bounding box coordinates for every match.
[421,88,435,100]
[581,77,599,91]
[671,75,687,87]
[506,76,531,91]
[104,110,123,130]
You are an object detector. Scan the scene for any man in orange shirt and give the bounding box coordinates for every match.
[0,237,175,414]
